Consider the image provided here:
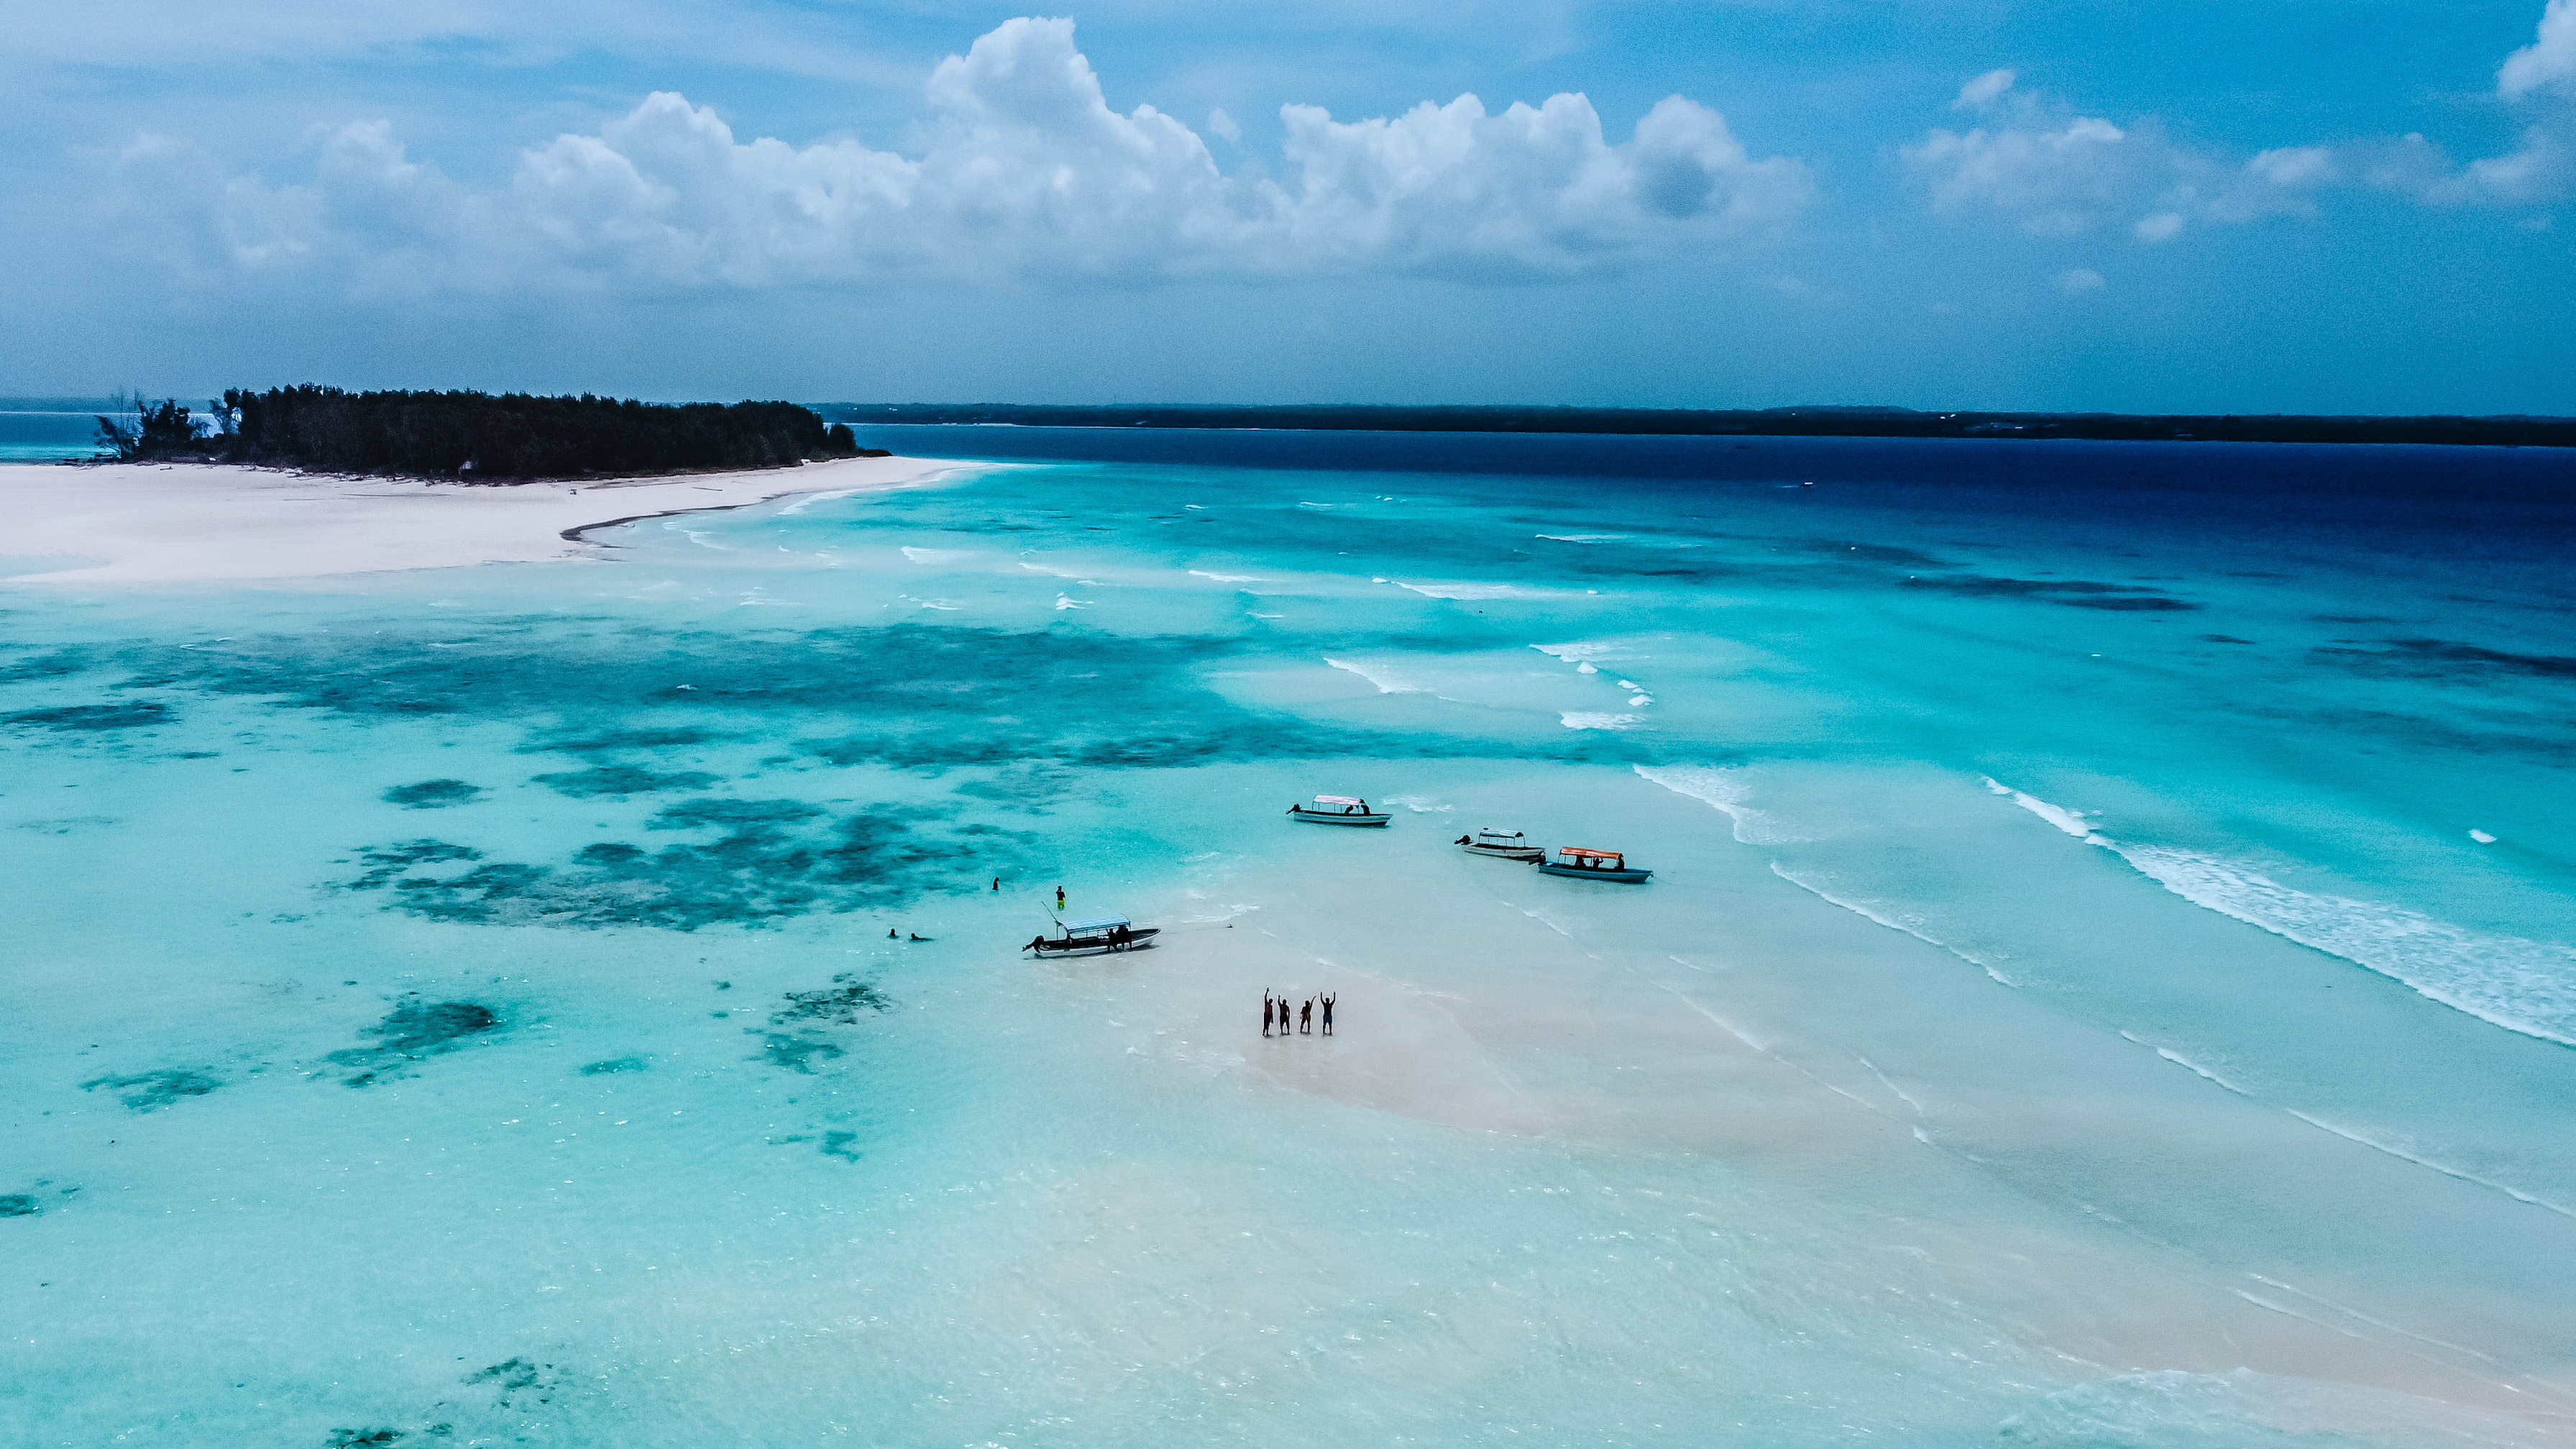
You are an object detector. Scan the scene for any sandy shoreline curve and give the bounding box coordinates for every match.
[0,454,972,585]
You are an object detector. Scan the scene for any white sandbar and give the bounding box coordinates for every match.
[0,454,969,584]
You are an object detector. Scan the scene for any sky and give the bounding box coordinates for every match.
[4,1,2572,413]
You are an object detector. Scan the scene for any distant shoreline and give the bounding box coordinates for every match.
[822,404,2576,449]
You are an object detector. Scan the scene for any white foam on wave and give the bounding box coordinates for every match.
[1767,863,2017,986]
[1399,581,1563,600]
[1983,777,2104,840]
[1322,657,1419,694]
[1534,534,1628,542]
[1631,764,1784,846]
[1559,712,1641,730]
[1989,780,2576,1048]
[2284,1110,2576,1220]
[900,546,968,563]
[1188,570,1265,582]
[1017,561,1083,577]
[2121,1030,2255,1096]
[1382,795,1454,813]
[1053,594,1091,611]
[1530,641,1627,667]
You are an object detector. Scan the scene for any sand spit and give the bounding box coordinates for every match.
[0,454,971,585]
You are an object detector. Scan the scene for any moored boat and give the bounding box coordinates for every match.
[1538,846,1653,882]
[1288,794,1391,826]
[1456,828,1544,862]
[1025,915,1160,956]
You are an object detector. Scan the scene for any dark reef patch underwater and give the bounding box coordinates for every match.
[342,797,1037,930]
[82,1069,221,1111]
[325,1000,502,1085]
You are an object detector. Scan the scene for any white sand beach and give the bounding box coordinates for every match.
[0,455,968,584]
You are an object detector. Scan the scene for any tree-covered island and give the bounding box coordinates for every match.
[93,388,884,477]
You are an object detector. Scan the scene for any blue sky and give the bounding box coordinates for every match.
[5,1,2570,411]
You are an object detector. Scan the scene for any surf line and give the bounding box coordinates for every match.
[2282,1109,2576,1221]
[560,464,978,547]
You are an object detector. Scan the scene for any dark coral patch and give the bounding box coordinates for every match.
[347,841,483,891]
[326,1001,500,1085]
[0,1194,37,1217]
[383,780,484,808]
[775,977,890,1025]
[342,800,1033,931]
[2384,639,2576,678]
[757,1033,844,1073]
[6,701,173,731]
[526,727,726,755]
[532,765,719,798]
[83,1069,221,1111]
[648,797,822,829]
[467,1357,559,1407]
[821,1130,861,1161]
[2312,639,2576,680]
[1899,576,2198,611]
[326,1430,405,1447]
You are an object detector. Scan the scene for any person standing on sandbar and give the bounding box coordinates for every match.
[1262,992,1275,1038]
[1321,992,1335,1036]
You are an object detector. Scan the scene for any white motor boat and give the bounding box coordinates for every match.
[1455,828,1543,861]
[1287,794,1390,826]
[1025,915,1160,956]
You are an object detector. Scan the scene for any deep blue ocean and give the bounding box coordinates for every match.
[5,429,2573,1446]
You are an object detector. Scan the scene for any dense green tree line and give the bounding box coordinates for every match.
[96,388,879,477]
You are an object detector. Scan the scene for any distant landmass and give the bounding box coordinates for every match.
[819,403,2576,449]
[87,388,881,477]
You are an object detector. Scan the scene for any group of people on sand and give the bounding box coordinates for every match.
[1263,990,1334,1038]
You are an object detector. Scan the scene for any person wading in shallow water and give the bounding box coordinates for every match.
[1055,885,1066,910]
[1321,993,1335,1036]
[1299,998,1314,1035]
[1262,992,1275,1038]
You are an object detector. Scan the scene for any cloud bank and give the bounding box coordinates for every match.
[117,17,1810,296]
[1905,6,2575,245]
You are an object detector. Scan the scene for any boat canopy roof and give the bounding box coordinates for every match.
[1476,828,1526,838]
[1314,795,1365,805]
[1062,915,1130,932]
[1559,847,1623,859]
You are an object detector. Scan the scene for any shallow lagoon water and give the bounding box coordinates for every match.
[4,432,2574,1446]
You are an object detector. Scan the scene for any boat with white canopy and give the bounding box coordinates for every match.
[1024,915,1160,956]
[1538,846,1652,882]
[1455,828,1543,861]
[1287,795,1390,826]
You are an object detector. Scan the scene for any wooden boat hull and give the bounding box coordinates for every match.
[1030,928,1161,956]
[1289,809,1390,826]
[1538,863,1653,883]
[1463,844,1544,861]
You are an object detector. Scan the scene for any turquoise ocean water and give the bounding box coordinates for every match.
[4,431,2573,1446]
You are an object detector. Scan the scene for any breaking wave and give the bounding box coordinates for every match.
[1993,780,2576,1048]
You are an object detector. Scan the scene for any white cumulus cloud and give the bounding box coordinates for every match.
[2500,0,2576,98]
[113,16,1810,296]
[1954,69,2016,110]
[1910,9,2576,234]
[1905,82,2350,241]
